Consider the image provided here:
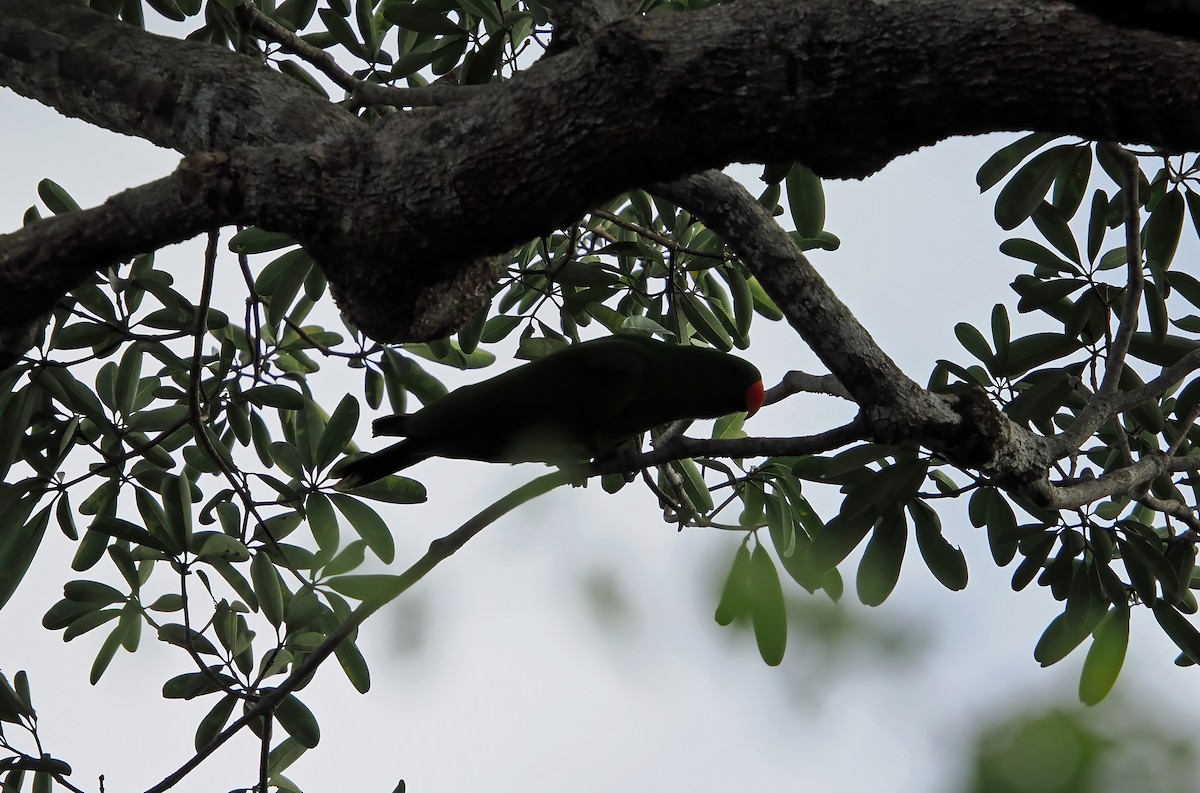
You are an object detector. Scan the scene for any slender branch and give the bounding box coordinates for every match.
[1099,141,1144,398]
[142,470,572,793]
[1139,493,1200,532]
[236,1,358,93]
[187,231,218,420]
[591,421,867,475]
[589,209,725,260]
[765,370,854,404]
[1024,453,1172,509]
[1168,402,1200,457]
[257,710,271,793]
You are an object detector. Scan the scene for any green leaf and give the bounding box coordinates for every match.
[480,314,522,344]
[0,673,33,723]
[37,178,82,214]
[322,539,367,578]
[257,250,314,329]
[274,693,320,748]
[194,694,238,751]
[228,227,297,254]
[994,145,1072,230]
[1000,333,1083,378]
[335,475,428,504]
[749,543,786,666]
[306,492,340,564]
[1052,145,1091,218]
[62,608,121,641]
[1152,600,1200,663]
[1031,202,1081,264]
[324,573,400,601]
[678,292,733,352]
[954,322,993,369]
[0,500,51,610]
[162,670,237,699]
[856,510,906,606]
[808,512,873,576]
[976,132,1060,191]
[329,494,395,563]
[0,386,34,483]
[315,394,359,471]
[161,474,194,552]
[1145,189,1185,268]
[251,551,286,627]
[910,500,967,591]
[1078,607,1129,706]
[89,517,166,551]
[463,27,506,84]
[89,625,125,684]
[158,623,220,656]
[809,459,926,574]
[115,342,143,416]
[383,3,463,35]
[1033,611,1092,667]
[355,0,378,58]
[268,737,309,777]
[669,457,715,515]
[1146,280,1169,344]
[244,385,306,410]
[334,638,371,693]
[746,276,784,321]
[1011,532,1056,592]
[63,580,126,605]
[785,164,825,237]
[1127,331,1200,366]
[1086,189,1109,263]
[714,542,752,626]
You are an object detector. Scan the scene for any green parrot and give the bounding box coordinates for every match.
[335,335,764,488]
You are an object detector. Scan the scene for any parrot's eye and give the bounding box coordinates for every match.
[745,380,765,417]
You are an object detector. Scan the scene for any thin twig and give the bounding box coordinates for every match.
[237,1,358,93]
[1098,141,1144,397]
[591,420,866,475]
[765,370,853,404]
[590,208,725,260]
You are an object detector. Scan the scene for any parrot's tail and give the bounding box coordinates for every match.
[334,441,425,490]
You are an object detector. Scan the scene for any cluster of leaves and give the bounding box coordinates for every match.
[10,0,1200,789]
[954,138,1200,701]
[936,138,1200,703]
[0,3,817,790]
[2,178,443,791]
[694,138,1200,698]
[702,135,1200,703]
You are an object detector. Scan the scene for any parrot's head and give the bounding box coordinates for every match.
[702,350,764,419]
[745,379,765,417]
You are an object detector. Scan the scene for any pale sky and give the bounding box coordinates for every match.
[1,29,1198,793]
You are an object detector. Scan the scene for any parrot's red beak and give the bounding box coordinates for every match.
[745,380,765,418]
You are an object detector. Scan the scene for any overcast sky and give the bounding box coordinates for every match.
[1,30,1199,793]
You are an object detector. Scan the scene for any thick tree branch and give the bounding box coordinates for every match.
[0,0,360,151]
[654,171,970,439]
[3,0,1200,347]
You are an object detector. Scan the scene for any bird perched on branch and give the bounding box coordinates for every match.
[334,334,764,489]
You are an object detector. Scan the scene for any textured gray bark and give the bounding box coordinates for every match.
[0,0,1197,348]
[2,0,1200,350]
